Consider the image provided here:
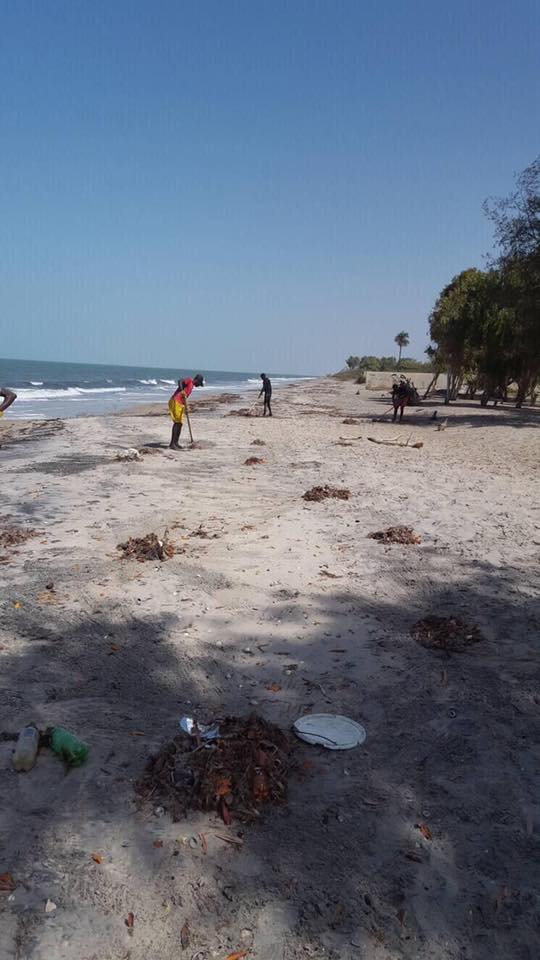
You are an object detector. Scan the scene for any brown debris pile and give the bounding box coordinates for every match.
[368,526,421,545]
[303,485,351,502]
[251,439,266,446]
[244,456,265,466]
[117,532,174,562]
[136,715,291,823]
[228,408,258,417]
[342,417,359,425]
[0,525,39,549]
[411,616,484,653]
[0,523,40,562]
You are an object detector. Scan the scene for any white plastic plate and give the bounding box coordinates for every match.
[293,713,367,750]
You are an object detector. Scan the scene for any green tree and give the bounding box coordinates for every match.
[346,355,361,370]
[394,331,410,364]
[484,156,540,406]
[428,269,487,400]
[357,355,382,371]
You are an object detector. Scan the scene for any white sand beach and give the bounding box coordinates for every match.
[1,379,539,960]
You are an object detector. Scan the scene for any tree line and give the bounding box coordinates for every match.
[428,156,540,407]
[346,332,434,377]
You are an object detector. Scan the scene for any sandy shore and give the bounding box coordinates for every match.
[1,380,539,960]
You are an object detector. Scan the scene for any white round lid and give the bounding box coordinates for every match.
[293,714,367,750]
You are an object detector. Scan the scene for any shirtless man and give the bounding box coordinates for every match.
[0,387,17,417]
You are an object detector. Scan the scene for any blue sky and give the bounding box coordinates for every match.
[1,1,539,374]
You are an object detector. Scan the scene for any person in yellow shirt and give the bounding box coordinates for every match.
[168,374,204,449]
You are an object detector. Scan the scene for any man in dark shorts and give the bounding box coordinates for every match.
[0,387,17,417]
[259,373,272,417]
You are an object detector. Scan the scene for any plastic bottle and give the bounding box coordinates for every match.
[49,726,89,767]
[12,724,40,771]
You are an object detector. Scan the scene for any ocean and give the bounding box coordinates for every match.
[0,358,312,420]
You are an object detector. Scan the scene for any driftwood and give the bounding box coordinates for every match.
[367,435,423,449]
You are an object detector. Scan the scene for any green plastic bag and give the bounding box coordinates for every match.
[48,726,89,767]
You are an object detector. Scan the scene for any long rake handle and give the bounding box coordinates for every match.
[182,391,194,443]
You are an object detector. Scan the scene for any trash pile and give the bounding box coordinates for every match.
[136,714,291,823]
[342,417,359,425]
[251,439,266,446]
[244,456,266,466]
[411,616,484,653]
[302,485,351,502]
[368,526,421,544]
[117,532,175,562]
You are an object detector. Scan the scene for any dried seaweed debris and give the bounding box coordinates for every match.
[302,485,351,502]
[117,532,174,562]
[136,714,291,823]
[411,616,484,653]
[368,526,421,545]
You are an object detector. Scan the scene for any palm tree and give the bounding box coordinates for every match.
[394,331,410,365]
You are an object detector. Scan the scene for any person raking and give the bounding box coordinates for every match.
[168,374,204,449]
[259,373,272,417]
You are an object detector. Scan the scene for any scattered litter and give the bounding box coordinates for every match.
[319,568,342,578]
[411,616,484,653]
[265,681,282,693]
[181,920,190,949]
[251,439,266,446]
[224,953,248,960]
[179,717,220,740]
[47,726,89,766]
[0,873,16,893]
[368,526,421,545]
[138,446,161,456]
[137,714,291,823]
[275,588,299,600]
[36,588,62,605]
[404,849,423,863]
[12,724,40,771]
[153,839,164,848]
[189,524,220,539]
[215,833,243,846]
[117,531,174,562]
[342,417,359,424]
[417,822,433,840]
[91,853,103,864]
[45,899,57,914]
[293,714,366,750]
[228,408,258,417]
[302,485,351,502]
[244,456,265,466]
[125,912,135,929]
[114,448,142,461]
